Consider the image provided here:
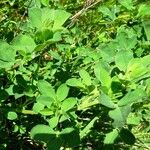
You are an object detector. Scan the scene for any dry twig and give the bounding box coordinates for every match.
[67,0,102,28]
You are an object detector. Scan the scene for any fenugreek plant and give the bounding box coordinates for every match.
[0,0,150,149]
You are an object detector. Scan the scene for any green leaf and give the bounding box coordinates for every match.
[59,114,68,123]
[137,4,150,18]
[29,7,54,30]
[56,84,69,101]
[79,69,91,86]
[31,124,55,143]
[127,113,140,125]
[37,80,56,99]
[48,116,59,128]
[78,97,99,110]
[100,43,116,63]
[28,7,42,29]
[41,8,55,28]
[78,88,100,110]
[40,108,54,116]
[80,117,98,139]
[49,51,61,60]
[53,10,71,30]
[61,98,77,112]
[0,89,8,101]
[99,92,116,109]
[126,58,147,80]
[116,32,137,50]
[32,102,45,113]
[0,41,16,68]
[31,126,79,150]
[12,34,36,54]
[61,128,74,134]
[28,8,71,31]
[60,128,80,147]
[141,55,150,67]
[36,95,53,107]
[7,111,17,120]
[41,0,49,6]
[59,111,77,123]
[0,41,16,62]
[118,0,134,10]
[143,20,150,41]
[51,31,62,42]
[118,88,146,106]
[98,6,116,21]
[120,128,136,145]
[66,78,85,88]
[94,62,111,88]
[115,50,133,71]
[29,0,41,8]
[109,105,131,128]
[104,129,119,144]
[47,138,62,150]
[35,29,53,43]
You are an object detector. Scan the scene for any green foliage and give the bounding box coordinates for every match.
[0,41,16,68]
[104,129,119,144]
[0,0,150,149]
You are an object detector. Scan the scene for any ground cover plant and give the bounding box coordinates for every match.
[0,0,150,149]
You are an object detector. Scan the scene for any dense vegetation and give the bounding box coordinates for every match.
[0,0,150,149]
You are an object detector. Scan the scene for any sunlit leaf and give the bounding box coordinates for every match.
[79,69,91,86]
[115,50,133,71]
[66,78,85,88]
[94,62,111,88]
[143,20,150,41]
[118,88,146,106]
[48,116,59,128]
[118,0,134,10]
[104,129,119,144]
[12,34,36,54]
[28,7,71,30]
[7,111,18,120]
[80,117,98,139]
[61,97,77,112]
[56,84,69,101]
[109,105,131,128]
[137,4,150,18]
[36,95,53,107]
[28,7,42,28]
[32,102,45,113]
[37,80,56,99]
[99,92,116,108]
[53,10,71,30]
[0,41,16,68]
[31,124,55,143]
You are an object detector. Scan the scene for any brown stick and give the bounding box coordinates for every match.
[67,0,102,28]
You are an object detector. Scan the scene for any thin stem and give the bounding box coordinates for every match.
[67,0,103,28]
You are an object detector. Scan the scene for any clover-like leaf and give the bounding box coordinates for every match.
[66,78,85,88]
[79,69,91,86]
[115,50,133,71]
[7,111,18,120]
[12,34,36,54]
[61,97,77,112]
[0,41,16,68]
[94,62,111,88]
[118,88,146,106]
[56,84,69,101]
[104,129,119,144]
[37,80,56,99]
[109,105,131,128]
[31,124,55,143]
